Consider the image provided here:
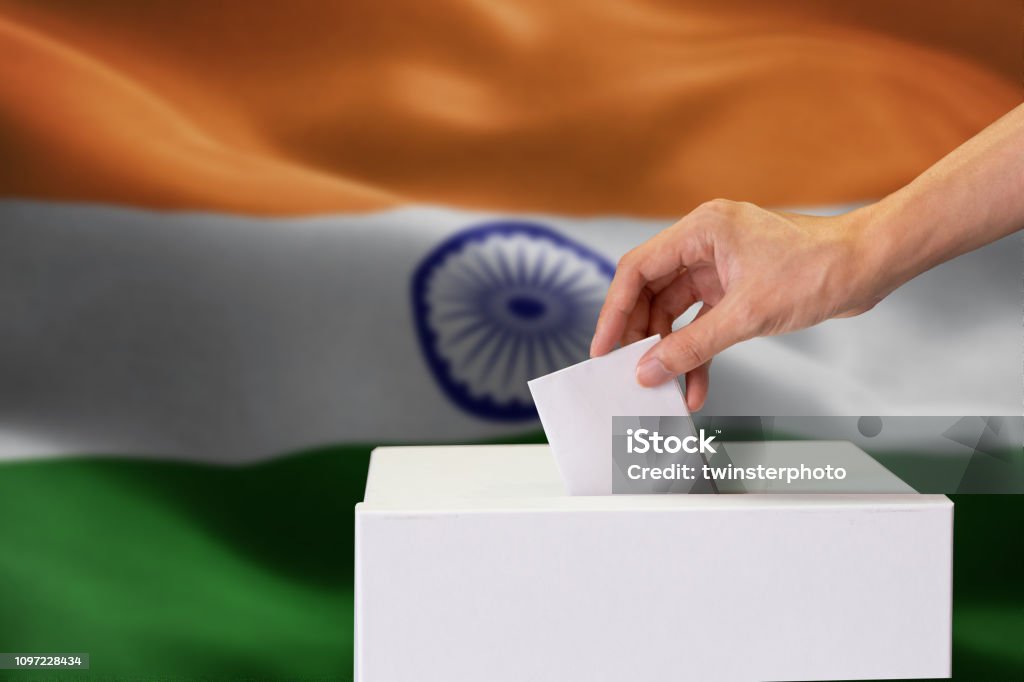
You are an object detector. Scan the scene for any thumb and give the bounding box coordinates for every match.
[635,300,751,387]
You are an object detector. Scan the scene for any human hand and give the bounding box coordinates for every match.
[589,199,887,410]
[592,105,1024,410]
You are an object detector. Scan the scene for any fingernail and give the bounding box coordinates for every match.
[636,356,671,386]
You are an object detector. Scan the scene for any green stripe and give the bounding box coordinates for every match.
[0,441,1020,681]
[0,445,370,681]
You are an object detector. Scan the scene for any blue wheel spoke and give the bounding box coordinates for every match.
[462,323,502,367]
[524,334,538,380]
[549,266,586,295]
[515,246,528,286]
[435,308,484,323]
[448,318,494,346]
[503,332,523,385]
[529,249,548,286]
[539,255,567,289]
[494,246,516,286]
[480,326,513,378]
[452,259,492,291]
[471,251,504,288]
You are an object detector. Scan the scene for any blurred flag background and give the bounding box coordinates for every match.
[0,1,1021,679]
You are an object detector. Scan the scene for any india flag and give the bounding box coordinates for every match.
[1,1,1021,679]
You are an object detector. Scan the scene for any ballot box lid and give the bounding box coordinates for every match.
[359,442,946,512]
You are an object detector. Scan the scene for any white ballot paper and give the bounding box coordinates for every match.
[528,336,692,495]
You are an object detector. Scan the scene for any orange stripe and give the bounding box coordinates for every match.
[0,1,1018,217]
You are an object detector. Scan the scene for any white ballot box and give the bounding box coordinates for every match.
[355,444,952,682]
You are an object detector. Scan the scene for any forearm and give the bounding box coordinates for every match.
[598,104,1024,391]
[851,104,1024,296]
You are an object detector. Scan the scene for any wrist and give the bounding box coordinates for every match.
[841,196,923,303]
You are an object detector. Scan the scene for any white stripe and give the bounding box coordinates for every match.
[0,200,1019,462]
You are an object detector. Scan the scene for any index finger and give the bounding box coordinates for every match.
[589,217,714,357]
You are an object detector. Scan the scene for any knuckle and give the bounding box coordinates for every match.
[730,299,763,338]
[730,298,756,328]
[670,334,708,370]
[698,198,734,216]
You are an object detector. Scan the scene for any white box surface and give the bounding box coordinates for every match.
[355,444,952,682]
